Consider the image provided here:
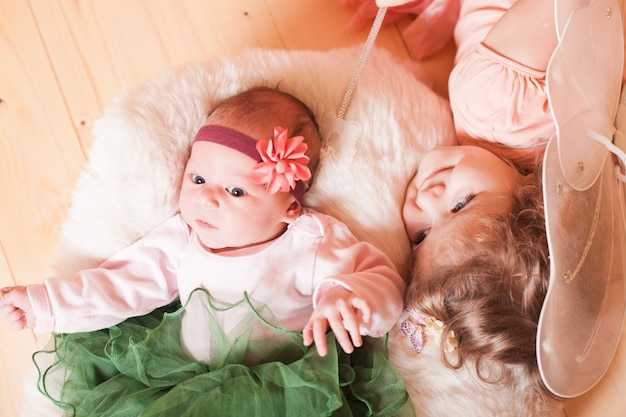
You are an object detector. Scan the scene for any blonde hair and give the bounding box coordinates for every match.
[408,177,552,396]
[208,86,321,178]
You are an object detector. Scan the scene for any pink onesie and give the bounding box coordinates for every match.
[26,208,405,363]
[448,0,554,163]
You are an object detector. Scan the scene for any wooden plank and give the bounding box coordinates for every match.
[264,0,410,58]
[29,0,114,151]
[0,245,42,417]
[0,0,85,283]
[30,0,412,155]
[30,0,175,127]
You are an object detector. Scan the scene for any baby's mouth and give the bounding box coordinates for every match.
[196,219,217,230]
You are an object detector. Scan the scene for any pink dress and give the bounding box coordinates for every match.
[448,0,554,165]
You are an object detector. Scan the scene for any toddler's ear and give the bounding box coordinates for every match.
[282,200,302,224]
[522,172,539,186]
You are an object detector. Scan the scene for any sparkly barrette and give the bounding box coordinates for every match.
[249,126,311,195]
[400,306,458,353]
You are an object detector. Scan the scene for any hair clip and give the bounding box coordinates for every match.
[401,306,458,353]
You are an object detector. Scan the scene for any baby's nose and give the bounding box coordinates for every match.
[198,187,220,208]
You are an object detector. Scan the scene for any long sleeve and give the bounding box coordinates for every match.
[305,212,406,337]
[27,215,189,333]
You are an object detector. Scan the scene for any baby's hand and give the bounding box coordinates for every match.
[0,286,34,330]
[303,286,372,357]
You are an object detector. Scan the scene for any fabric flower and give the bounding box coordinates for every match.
[250,126,311,194]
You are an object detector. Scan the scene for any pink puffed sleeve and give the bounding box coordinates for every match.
[27,215,189,333]
[449,0,553,149]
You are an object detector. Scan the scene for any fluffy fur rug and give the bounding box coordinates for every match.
[21,46,563,416]
[388,323,565,416]
[50,46,453,280]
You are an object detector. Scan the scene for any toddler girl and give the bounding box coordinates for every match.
[379,0,563,412]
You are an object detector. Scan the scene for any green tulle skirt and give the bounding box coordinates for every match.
[33,290,415,417]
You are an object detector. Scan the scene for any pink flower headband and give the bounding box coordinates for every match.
[193,125,311,201]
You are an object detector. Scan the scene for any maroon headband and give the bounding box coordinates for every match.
[194,125,262,162]
[192,124,307,201]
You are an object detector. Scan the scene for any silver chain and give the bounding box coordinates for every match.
[337,7,388,120]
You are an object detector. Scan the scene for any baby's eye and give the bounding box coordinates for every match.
[452,194,475,213]
[413,228,430,245]
[192,175,205,184]
[226,186,245,197]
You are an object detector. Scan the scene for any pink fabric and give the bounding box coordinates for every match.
[449,0,553,150]
[337,0,459,59]
[449,44,553,149]
[26,209,405,361]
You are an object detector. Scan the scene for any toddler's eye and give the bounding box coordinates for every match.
[192,175,205,184]
[226,186,245,197]
[413,228,430,245]
[452,194,475,213]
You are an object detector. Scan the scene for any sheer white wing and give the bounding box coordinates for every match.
[539,0,626,398]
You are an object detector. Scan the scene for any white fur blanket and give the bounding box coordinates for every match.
[22,47,563,416]
[51,46,453,280]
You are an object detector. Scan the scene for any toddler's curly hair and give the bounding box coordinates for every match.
[408,175,552,397]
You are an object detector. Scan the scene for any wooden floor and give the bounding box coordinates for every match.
[0,1,624,416]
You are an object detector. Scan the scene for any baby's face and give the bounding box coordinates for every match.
[179,141,297,251]
[402,145,522,247]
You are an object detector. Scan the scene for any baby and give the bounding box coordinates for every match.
[0,86,408,415]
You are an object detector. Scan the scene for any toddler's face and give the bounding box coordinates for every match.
[402,145,522,247]
[179,141,298,251]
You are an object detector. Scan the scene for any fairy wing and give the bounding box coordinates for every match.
[538,0,626,398]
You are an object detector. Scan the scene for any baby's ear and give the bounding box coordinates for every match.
[282,199,302,224]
